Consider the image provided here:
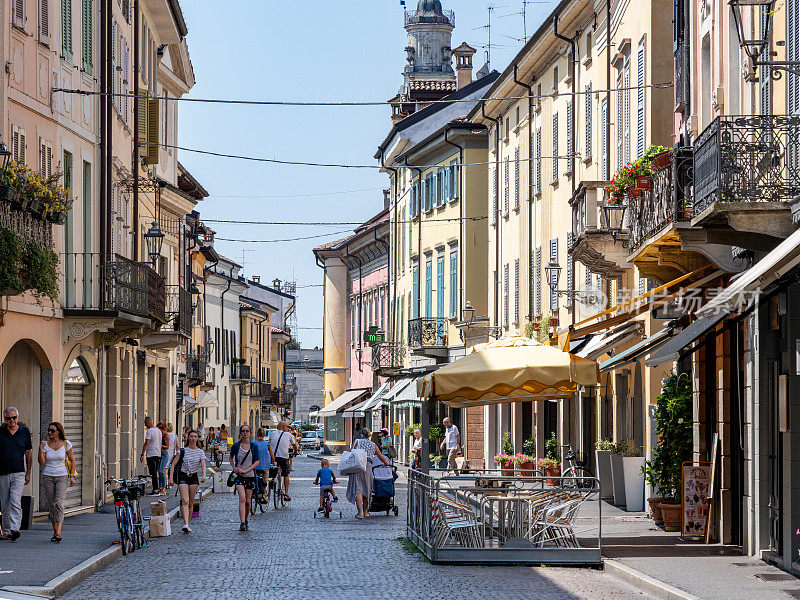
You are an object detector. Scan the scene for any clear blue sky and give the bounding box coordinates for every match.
[177,0,559,348]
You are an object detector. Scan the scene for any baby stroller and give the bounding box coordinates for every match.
[370,457,399,516]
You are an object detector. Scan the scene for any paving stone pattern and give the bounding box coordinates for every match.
[60,457,652,600]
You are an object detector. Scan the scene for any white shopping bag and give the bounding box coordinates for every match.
[338,448,367,475]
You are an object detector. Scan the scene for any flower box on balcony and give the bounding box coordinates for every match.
[27,200,47,219]
[627,187,642,199]
[635,176,652,190]
[46,211,66,225]
[0,184,18,204]
[650,150,671,171]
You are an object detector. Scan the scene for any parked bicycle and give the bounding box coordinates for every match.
[561,444,597,491]
[106,476,149,555]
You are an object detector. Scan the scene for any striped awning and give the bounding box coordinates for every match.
[317,389,370,417]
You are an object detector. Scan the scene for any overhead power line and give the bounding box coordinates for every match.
[215,230,353,243]
[51,82,673,107]
[215,187,383,199]
[203,216,488,225]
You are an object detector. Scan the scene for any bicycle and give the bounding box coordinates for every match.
[250,470,270,515]
[313,487,341,519]
[273,467,286,509]
[106,476,149,555]
[208,444,223,469]
[561,444,598,491]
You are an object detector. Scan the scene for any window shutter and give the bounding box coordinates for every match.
[504,157,510,214]
[13,0,25,29]
[585,266,592,291]
[549,239,558,311]
[585,83,592,160]
[514,147,520,210]
[40,0,50,43]
[437,254,444,318]
[566,233,574,308]
[514,258,520,323]
[111,19,116,97]
[449,248,457,318]
[535,128,542,193]
[566,100,574,174]
[616,72,623,171]
[601,99,608,180]
[62,0,73,60]
[787,2,799,170]
[623,63,631,165]
[39,138,47,175]
[636,41,645,159]
[143,97,160,164]
[81,0,92,74]
[504,263,509,327]
[136,92,149,158]
[535,246,542,316]
[492,163,497,224]
[442,166,449,202]
[552,112,559,180]
[638,277,645,297]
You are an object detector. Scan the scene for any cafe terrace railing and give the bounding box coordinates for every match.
[407,469,601,565]
[693,115,800,215]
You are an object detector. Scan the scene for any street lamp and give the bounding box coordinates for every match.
[544,259,562,291]
[601,203,628,244]
[729,0,800,77]
[0,142,11,179]
[143,221,164,267]
[546,258,602,306]
[461,300,475,324]
[189,281,201,295]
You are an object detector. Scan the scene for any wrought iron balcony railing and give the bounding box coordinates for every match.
[404,8,455,26]
[627,148,694,254]
[372,342,405,372]
[185,354,208,386]
[408,317,448,349]
[694,115,800,215]
[165,285,192,336]
[62,253,166,324]
[230,363,252,382]
[248,381,271,399]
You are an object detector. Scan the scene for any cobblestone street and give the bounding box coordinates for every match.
[58,457,652,600]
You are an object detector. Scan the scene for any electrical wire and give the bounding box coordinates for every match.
[214,230,353,243]
[51,82,674,106]
[203,216,488,225]
[215,187,383,198]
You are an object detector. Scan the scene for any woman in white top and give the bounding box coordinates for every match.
[346,428,389,519]
[169,430,206,533]
[411,429,422,469]
[37,422,75,542]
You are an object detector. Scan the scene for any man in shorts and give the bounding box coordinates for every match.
[269,421,299,501]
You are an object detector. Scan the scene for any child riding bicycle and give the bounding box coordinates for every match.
[314,459,338,512]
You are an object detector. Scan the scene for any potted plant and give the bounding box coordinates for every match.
[494,453,515,476]
[644,372,693,532]
[0,227,23,296]
[609,442,626,506]
[643,460,666,525]
[517,453,536,476]
[538,457,561,485]
[650,148,671,171]
[595,439,615,500]
[617,440,645,512]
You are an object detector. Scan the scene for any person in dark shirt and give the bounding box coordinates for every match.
[0,406,33,541]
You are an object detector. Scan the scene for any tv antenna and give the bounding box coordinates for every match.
[240,249,255,271]
[500,1,549,43]
[474,4,505,69]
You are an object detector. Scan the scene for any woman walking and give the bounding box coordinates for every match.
[38,422,76,542]
[169,429,206,533]
[346,428,388,519]
[411,429,422,469]
[229,425,259,531]
[157,422,169,495]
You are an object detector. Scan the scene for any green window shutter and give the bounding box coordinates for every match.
[62,0,73,62]
[81,0,93,74]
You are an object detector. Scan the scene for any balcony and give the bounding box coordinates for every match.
[248,381,271,399]
[690,115,798,249]
[62,254,168,341]
[230,363,252,382]
[405,8,454,26]
[372,342,406,375]
[142,285,192,349]
[569,181,629,279]
[185,354,208,388]
[408,317,448,357]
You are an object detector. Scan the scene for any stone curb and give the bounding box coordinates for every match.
[603,559,703,600]
[1,486,213,599]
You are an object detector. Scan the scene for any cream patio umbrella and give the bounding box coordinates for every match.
[417,336,600,408]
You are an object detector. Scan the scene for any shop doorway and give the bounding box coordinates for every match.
[767,360,783,555]
[63,359,90,509]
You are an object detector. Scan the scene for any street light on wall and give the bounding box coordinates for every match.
[143,221,164,267]
[600,203,628,245]
[729,0,800,77]
[0,142,11,179]
[546,259,603,306]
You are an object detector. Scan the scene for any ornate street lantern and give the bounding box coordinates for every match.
[729,0,774,61]
[189,281,201,295]
[461,300,475,324]
[601,203,628,239]
[144,221,165,267]
[545,259,562,291]
[0,142,11,178]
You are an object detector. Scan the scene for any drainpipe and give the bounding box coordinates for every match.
[132,0,140,258]
[554,12,577,200]
[99,0,107,266]
[403,156,424,321]
[344,243,363,372]
[514,65,535,322]
[380,151,398,344]
[443,126,465,316]
[482,101,502,329]
[606,0,612,187]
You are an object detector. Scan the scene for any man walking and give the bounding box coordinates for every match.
[439,417,460,475]
[0,407,32,541]
[139,417,162,495]
[269,421,298,501]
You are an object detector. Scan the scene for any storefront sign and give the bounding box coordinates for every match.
[363,327,386,345]
[682,462,712,538]
[393,422,402,436]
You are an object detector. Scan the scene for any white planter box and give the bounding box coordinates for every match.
[622,456,645,512]
[594,450,613,500]
[609,453,626,505]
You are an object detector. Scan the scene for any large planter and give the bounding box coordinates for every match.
[0,184,16,203]
[635,175,652,190]
[648,497,666,524]
[595,450,614,500]
[609,452,626,505]
[544,466,560,486]
[519,461,535,477]
[500,460,514,477]
[659,502,682,532]
[27,200,46,219]
[622,456,645,512]
[46,211,67,225]
[650,150,671,171]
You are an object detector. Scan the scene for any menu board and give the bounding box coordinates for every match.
[682,463,712,537]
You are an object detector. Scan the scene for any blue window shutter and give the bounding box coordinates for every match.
[412,266,419,319]
[437,254,445,318]
[552,112,559,181]
[514,147,520,210]
[636,41,646,159]
[514,258,520,323]
[449,249,457,317]
[504,263,510,327]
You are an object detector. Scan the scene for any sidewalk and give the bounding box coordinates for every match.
[0,473,216,597]
[597,500,800,600]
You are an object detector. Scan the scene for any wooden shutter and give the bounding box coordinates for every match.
[111,19,116,99]
[585,266,592,290]
[504,157,509,214]
[514,258,520,324]
[787,2,799,170]
[566,233,574,308]
[616,72,623,170]
[124,43,129,122]
[38,138,52,178]
[492,162,497,224]
[566,100,574,174]
[13,0,25,29]
[601,99,608,180]
[40,0,50,43]
[81,0,93,74]
[549,239,558,311]
[535,128,542,193]
[504,263,509,327]
[535,247,542,316]
[62,0,72,61]
[636,41,646,159]
[552,113,559,181]
[585,83,592,160]
[136,92,149,157]
[12,126,26,165]
[514,147,520,210]
[144,97,160,164]
[623,63,630,165]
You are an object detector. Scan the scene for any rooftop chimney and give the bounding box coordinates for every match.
[252,275,261,284]
[453,42,477,89]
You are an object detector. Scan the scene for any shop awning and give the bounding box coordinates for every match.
[317,389,370,417]
[342,399,370,418]
[698,226,800,318]
[575,322,644,361]
[383,378,413,403]
[196,391,218,409]
[645,313,729,367]
[418,336,599,408]
[393,378,422,408]
[361,382,390,411]
[598,326,674,373]
[182,395,198,406]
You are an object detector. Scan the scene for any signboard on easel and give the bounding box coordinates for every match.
[681,462,712,537]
